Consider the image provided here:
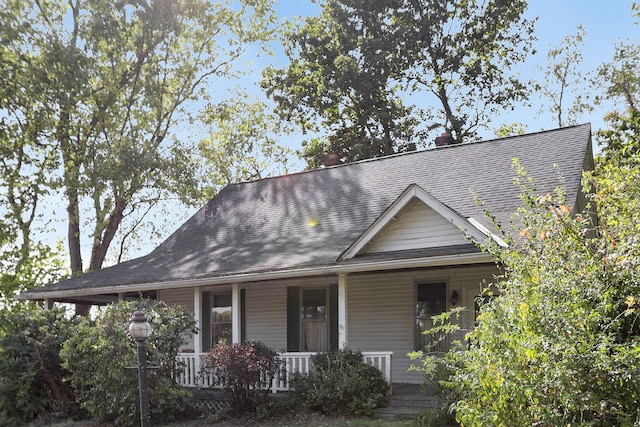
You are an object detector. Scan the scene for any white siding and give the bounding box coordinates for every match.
[346,265,498,384]
[365,200,469,254]
[244,282,287,351]
[244,276,337,352]
[157,288,194,313]
[157,288,196,352]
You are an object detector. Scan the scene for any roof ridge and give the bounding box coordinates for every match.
[226,123,593,189]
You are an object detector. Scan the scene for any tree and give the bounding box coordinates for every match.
[262,1,419,168]
[198,92,295,199]
[262,0,535,167]
[596,41,640,161]
[0,3,67,301]
[538,25,594,127]
[0,0,276,311]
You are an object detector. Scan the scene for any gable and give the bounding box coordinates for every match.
[340,184,505,260]
[363,199,470,254]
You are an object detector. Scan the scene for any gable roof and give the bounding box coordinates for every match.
[340,184,507,260]
[20,124,593,300]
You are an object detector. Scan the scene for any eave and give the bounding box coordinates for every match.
[18,251,493,301]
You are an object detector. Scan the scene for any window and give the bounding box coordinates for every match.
[202,291,232,350]
[287,285,338,352]
[211,293,232,345]
[415,282,447,351]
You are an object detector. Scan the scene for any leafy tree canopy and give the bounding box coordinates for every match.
[0,0,281,306]
[262,0,536,168]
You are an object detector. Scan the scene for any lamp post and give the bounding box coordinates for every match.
[129,311,152,427]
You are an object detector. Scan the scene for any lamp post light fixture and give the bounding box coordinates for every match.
[129,311,152,427]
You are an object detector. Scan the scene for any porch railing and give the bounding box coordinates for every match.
[175,351,393,392]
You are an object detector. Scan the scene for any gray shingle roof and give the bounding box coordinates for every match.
[24,124,592,295]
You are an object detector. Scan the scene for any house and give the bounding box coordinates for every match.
[19,124,594,388]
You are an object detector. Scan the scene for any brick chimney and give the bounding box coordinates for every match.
[434,132,455,147]
[323,153,340,167]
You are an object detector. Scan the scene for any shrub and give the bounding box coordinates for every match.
[0,304,79,426]
[290,348,388,416]
[60,299,196,426]
[424,160,640,426]
[203,341,282,416]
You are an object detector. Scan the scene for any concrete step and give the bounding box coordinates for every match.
[373,384,447,421]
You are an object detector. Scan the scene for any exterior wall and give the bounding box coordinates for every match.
[157,288,194,313]
[243,276,338,352]
[158,265,498,385]
[157,287,196,352]
[346,264,499,384]
[365,201,469,253]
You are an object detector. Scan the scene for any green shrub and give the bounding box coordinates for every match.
[290,348,388,416]
[429,160,640,426]
[60,299,196,426]
[202,341,282,416]
[0,305,78,426]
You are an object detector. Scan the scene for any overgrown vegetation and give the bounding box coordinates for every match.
[0,300,196,426]
[0,305,78,426]
[61,300,196,426]
[202,341,282,416]
[291,348,388,416]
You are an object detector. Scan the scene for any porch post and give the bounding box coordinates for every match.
[232,283,241,344]
[117,292,125,302]
[44,298,54,309]
[193,287,202,380]
[338,273,348,348]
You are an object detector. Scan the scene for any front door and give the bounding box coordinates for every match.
[415,282,448,352]
[301,288,328,352]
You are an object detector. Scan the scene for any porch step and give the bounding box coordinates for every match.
[374,384,446,421]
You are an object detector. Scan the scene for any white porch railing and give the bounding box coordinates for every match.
[175,351,393,392]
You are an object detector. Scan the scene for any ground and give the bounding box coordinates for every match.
[31,415,415,427]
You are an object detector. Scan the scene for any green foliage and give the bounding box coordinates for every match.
[420,158,640,426]
[198,94,295,200]
[0,0,277,280]
[203,341,282,416]
[291,348,388,416]
[0,240,67,304]
[0,305,78,426]
[538,25,594,127]
[262,0,535,167]
[60,300,197,426]
[597,41,640,163]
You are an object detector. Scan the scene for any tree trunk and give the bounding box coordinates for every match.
[90,197,127,271]
[58,108,88,316]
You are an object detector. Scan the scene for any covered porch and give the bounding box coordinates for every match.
[174,351,393,392]
[170,275,395,391]
[161,264,496,391]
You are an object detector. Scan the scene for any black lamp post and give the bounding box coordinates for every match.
[129,311,152,427]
